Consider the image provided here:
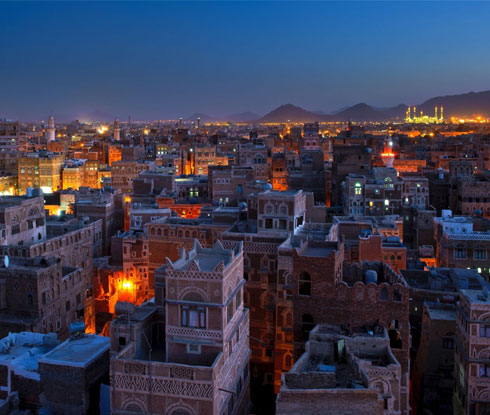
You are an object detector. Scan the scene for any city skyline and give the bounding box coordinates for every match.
[1,1,490,121]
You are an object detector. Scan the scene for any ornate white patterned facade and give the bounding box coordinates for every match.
[110,239,250,415]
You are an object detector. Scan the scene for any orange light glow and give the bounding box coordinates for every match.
[122,281,132,290]
[381,152,395,157]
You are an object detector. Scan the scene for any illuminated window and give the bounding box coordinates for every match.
[384,177,394,190]
[354,182,362,195]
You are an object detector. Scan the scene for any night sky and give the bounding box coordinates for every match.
[1,1,489,121]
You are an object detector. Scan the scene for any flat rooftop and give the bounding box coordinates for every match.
[39,335,110,368]
[0,332,58,380]
[460,289,490,305]
[168,240,241,273]
[426,303,456,321]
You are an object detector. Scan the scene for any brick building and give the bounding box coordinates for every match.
[39,334,110,415]
[110,240,250,415]
[0,257,86,339]
[17,151,64,195]
[434,210,490,280]
[411,302,456,415]
[276,235,411,415]
[277,324,402,415]
[0,212,103,335]
[454,289,490,415]
[0,195,46,246]
[111,161,152,194]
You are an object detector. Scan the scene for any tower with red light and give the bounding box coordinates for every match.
[381,137,395,168]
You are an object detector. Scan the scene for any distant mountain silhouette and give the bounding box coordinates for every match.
[335,103,387,122]
[40,89,490,124]
[258,104,329,123]
[254,90,490,123]
[419,90,490,117]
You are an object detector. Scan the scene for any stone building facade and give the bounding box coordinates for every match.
[110,240,250,415]
[0,257,84,339]
[454,289,490,415]
[276,324,402,415]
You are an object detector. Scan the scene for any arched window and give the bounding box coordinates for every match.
[181,293,206,328]
[301,314,315,340]
[27,294,33,305]
[354,182,362,195]
[157,228,161,236]
[299,272,311,296]
[182,292,204,303]
[380,287,389,301]
[384,177,393,190]
[394,288,402,302]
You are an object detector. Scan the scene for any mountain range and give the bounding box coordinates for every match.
[51,89,490,123]
[256,90,490,123]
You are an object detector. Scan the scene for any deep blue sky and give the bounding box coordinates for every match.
[1,1,490,121]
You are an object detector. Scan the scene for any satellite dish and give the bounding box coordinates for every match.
[3,256,9,268]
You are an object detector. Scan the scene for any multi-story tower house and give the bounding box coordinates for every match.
[454,289,490,415]
[0,195,46,246]
[222,190,311,406]
[110,240,250,415]
[0,257,84,339]
[17,151,64,195]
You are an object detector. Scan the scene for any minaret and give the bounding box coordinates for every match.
[435,106,438,121]
[197,117,201,131]
[179,117,183,129]
[440,106,444,121]
[46,115,55,142]
[381,136,395,168]
[113,118,120,141]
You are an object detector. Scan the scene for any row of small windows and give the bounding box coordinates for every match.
[454,248,487,259]
[298,272,402,301]
[150,228,199,238]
